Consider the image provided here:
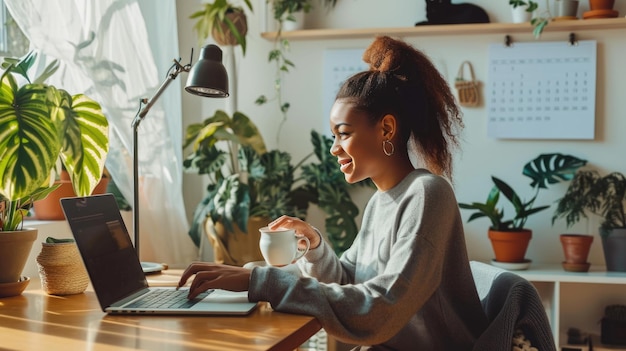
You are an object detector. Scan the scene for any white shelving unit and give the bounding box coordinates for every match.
[513,263,626,348]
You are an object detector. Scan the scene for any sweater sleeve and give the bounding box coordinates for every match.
[248,172,463,346]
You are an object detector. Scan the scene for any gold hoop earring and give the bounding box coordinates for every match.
[383,140,395,156]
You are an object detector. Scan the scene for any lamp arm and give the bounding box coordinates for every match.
[131,58,190,256]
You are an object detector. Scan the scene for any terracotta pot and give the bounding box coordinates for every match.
[560,234,593,272]
[33,175,109,220]
[488,229,532,263]
[589,0,615,10]
[213,10,248,47]
[0,228,37,286]
[205,216,267,266]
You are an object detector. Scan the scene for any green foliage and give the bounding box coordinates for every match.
[45,237,75,243]
[459,153,587,231]
[0,52,109,231]
[509,0,538,11]
[183,116,368,255]
[183,110,266,245]
[257,0,338,141]
[189,0,254,55]
[552,170,626,236]
[509,0,553,38]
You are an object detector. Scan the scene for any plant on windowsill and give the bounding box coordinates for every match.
[552,168,626,272]
[0,52,109,292]
[189,0,254,55]
[183,110,368,264]
[459,153,587,265]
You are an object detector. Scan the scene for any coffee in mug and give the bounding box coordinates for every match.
[259,226,310,266]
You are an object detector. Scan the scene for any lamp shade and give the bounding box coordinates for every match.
[185,45,229,98]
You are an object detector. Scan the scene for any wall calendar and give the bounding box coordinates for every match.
[487,40,597,139]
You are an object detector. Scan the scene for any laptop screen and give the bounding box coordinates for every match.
[61,194,148,309]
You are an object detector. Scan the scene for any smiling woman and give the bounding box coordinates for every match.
[175,36,507,350]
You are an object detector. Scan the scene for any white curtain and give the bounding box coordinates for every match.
[5,0,198,266]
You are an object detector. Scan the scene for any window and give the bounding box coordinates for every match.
[1,0,29,57]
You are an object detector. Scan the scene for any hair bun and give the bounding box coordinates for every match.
[363,36,411,73]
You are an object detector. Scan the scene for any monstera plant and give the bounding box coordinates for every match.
[0,51,109,231]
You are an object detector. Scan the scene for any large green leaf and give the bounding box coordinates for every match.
[59,93,109,196]
[0,75,60,201]
[523,153,588,189]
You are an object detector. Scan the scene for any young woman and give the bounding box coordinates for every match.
[178,36,488,350]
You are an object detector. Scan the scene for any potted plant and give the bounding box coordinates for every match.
[183,110,267,266]
[552,169,626,272]
[509,0,537,23]
[32,167,110,220]
[0,52,109,295]
[459,153,586,266]
[183,110,368,264]
[189,0,254,55]
[36,237,89,295]
[509,0,555,37]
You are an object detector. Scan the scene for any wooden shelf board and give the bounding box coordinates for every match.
[260,18,626,41]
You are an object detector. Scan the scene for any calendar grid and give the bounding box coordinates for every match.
[487,40,597,139]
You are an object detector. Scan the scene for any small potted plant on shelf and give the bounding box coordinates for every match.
[183,110,368,264]
[189,0,254,55]
[459,153,586,268]
[509,0,557,37]
[509,0,538,23]
[552,168,626,272]
[0,52,109,296]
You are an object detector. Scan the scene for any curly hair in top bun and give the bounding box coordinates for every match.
[335,36,463,180]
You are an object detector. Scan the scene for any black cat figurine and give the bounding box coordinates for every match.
[416,0,490,26]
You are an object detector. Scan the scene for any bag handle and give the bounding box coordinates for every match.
[457,61,476,81]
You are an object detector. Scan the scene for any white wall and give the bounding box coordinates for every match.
[176,0,626,265]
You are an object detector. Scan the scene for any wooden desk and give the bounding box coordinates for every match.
[0,271,321,351]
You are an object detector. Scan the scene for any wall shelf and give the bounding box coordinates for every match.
[261,18,626,41]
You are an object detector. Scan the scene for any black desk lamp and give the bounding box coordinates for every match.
[131,45,229,272]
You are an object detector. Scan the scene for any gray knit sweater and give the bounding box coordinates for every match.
[249,169,488,350]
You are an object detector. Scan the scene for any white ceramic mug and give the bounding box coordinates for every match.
[259,226,310,266]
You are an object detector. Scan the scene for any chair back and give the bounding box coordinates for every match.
[470,261,556,351]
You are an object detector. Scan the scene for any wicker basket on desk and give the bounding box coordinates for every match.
[36,241,89,295]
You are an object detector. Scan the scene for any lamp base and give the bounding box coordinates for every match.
[141,262,165,274]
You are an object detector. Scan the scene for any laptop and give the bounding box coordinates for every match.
[60,193,258,315]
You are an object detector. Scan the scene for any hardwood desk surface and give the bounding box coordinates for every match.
[0,270,321,351]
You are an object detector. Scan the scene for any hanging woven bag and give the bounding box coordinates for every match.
[455,61,480,107]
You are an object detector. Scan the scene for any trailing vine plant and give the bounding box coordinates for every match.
[255,0,338,143]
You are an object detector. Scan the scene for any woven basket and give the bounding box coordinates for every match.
[455,61,480,107]
[213,11,248,47]
[36,242,89,295]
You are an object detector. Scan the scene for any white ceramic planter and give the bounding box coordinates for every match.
[511,5,532,23]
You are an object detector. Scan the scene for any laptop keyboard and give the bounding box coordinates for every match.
[126,289,212,309]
